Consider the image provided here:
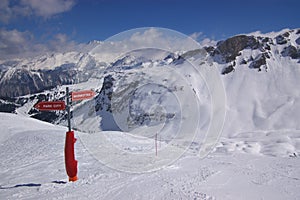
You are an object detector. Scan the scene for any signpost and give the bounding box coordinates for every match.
[34,101,66,111]
[34,87,96,182]
[71,90,96,102]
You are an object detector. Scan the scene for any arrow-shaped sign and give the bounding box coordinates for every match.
[71,90,96,101]
[34,101,66,111]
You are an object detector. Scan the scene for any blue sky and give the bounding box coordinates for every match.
[0,0,299,59]
[67,0,300,42]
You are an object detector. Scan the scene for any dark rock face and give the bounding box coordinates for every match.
[213,35,259,63]
[281,45,300,59]
[275,32,290,45]
[95,75,114,112]
[276,35,288,45]
[221,65,235,75]
[249,53,268,71]
[296,37,300,45]
[282,31,290,38]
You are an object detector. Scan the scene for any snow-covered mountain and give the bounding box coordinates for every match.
[0,28,300,199]
[0,28,299,98]
[0,51,107,98]
[0,28,299,133]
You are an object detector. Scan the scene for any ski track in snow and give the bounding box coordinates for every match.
[0,113,300,200]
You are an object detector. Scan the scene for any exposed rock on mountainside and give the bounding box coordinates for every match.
[281,45,300,59]
[212,35,260,63]
[95,75,114,113]
[208,29,300,73]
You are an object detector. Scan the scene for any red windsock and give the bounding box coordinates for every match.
[64,131,78,181]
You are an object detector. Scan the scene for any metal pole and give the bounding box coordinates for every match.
[66,87,71,132]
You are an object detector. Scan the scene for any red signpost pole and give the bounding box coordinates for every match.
[65,130,78,182]
[64,87,78,182]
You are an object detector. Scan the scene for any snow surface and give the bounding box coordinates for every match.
[0,113,299,200]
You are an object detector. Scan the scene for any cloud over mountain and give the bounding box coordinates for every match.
[0,28,77,60]
[0,0,76,23]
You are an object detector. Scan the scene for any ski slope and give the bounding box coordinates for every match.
[0,113,299,200]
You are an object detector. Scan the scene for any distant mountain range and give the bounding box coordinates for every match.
[0,28,299,136]
[0,28,299,99]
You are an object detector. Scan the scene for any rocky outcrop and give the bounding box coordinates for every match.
[276,34,288,45]
[205,29,299,75]
[296,37,300,45]
[249,53,269,71]
[221,65,235,75]
[94,75,114,112]
[281,45,300,59]
[212,35,260,63]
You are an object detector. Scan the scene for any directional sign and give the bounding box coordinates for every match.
[71,90,96,101]
[34,101,66,111]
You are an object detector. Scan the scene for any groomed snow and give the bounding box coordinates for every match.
[0,113,299,200]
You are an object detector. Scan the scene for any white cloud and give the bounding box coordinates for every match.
[189,32,203,41]
[49,33,77,51]
[89,28,204,63]
[0,27,215,61]
[0,29,34,57]
[0,29,76,60]
[0,0,12,23]
[0,0,76,23]
[20,0,76,18]
[129,28,163,44]
[54,33,68,43]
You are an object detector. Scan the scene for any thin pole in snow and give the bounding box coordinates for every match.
[155,132,158,156]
